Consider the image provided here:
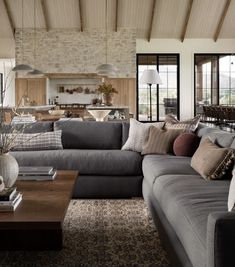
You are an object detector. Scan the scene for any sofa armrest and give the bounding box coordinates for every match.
[207,212,235,267]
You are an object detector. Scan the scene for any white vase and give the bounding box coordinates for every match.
[0,153,19,187]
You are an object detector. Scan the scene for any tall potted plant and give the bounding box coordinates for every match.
[97,82,118,106]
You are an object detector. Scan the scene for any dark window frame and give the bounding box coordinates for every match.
[194,53,235,116]
[136,53,180,122]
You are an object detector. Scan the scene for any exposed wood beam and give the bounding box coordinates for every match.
[147,0,156,42]
[78,0,83,32]
[181,0,193,42]
[115,0,119,32]
[3,0,15,38]
[41,0,49,31]
[214,0,231,42]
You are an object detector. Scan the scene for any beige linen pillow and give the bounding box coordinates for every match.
[142,126,184,155]
[191,138,234,180]
[122,119,164,153]
[164,114,201,132]
[228,166,235,211]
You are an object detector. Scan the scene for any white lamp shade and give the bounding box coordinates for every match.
[140,69,162,85]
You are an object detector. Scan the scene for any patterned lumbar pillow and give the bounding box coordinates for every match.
[11,130,63,151]
[122,119,164,153]
[164,114,201,132]
[191,138,234,180]
[142,126,184,155]
[228,166,235,211]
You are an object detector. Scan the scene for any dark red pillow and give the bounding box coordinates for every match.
[173,133,200,157]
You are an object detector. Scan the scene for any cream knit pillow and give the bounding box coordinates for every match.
[121,119,164,153]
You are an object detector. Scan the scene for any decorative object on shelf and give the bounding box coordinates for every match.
[0,154,19,187]
[0,176,5,192]
[28,0,43,76]
[140,69,162,121]
[49,110,65,116]
[12,0,33,72]
[57,84,98,95]
[97,82,118,106]
[96,0,118,77]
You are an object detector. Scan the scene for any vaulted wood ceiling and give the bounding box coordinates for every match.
[0,0,235,42]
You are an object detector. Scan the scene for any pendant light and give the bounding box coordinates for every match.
[28,0,43,76]
[96,0,118,77]
[12,0,33,72]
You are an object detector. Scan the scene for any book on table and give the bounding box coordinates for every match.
[0,191,22,212]
[19,166,54,175]
[0,187,17,201]
[18,166,57,181]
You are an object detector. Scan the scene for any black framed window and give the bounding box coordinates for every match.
[137,54,180,121]
[195,54,235,115]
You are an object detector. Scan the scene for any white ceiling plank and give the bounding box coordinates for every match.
[185,0,227,38]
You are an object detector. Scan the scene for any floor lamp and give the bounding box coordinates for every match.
[140,69,162,121]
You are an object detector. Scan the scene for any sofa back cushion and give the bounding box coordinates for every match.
[197,126,235,148]
[54,120,122,149]
[122,122,130,146]
[2,121,54,134]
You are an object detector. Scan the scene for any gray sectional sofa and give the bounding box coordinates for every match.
[143,123,235,267]
[11,121,143,198]
[9,121,235,267]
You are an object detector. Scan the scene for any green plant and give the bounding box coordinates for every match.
[97,83,118,95]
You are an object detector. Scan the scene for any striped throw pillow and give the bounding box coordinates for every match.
[142,126,184,155]
[11,130,63,151]
[164,114,201,132]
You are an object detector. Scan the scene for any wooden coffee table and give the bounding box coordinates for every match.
[0,170,78,250]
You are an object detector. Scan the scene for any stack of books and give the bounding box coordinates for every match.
[0,187,22,212]
[18,166,57,181]
[12,115,36,124]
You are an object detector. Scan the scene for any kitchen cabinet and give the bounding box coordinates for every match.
[15,78,46,106]
[106,78,136,117]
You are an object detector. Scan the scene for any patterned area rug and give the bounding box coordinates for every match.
[0,199,170,267]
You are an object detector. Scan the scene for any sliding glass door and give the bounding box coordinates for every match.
[195,54,235,115]
[137,54,180,122]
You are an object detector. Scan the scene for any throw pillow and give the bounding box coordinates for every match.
[228,166,235,211]
[11,130,63,151]
[142,126,184,155]
[191,138,234,180]
[121,119,164,153]
[173,133,201,157]
[164,114,201,132]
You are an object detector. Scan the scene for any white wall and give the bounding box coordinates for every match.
[137,39,235,120]
[0,39,15,58]
[0,59,15,106]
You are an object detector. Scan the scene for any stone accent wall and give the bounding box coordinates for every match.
[15,29,136,78]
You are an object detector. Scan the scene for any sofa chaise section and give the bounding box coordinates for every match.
[142,124,235,267]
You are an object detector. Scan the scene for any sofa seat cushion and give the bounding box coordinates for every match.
[11,149,142,176]
[143,154,198,186]
[152,174,229,267]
